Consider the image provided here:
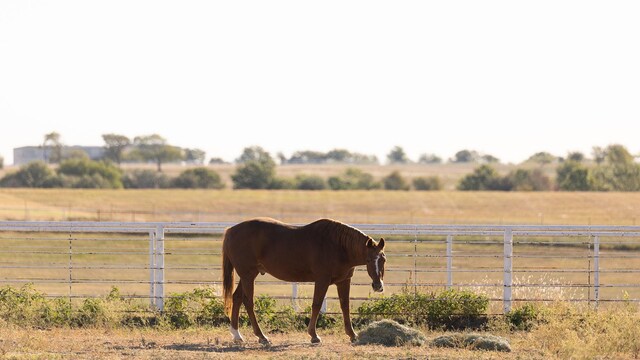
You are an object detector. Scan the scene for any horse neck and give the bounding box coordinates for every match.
[347,239,368,266]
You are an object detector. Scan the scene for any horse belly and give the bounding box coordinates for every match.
[261,262,314,282]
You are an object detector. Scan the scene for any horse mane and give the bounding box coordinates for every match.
[307,219,371,258]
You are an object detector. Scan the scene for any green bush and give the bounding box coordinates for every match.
[458,165,510,191]
[0,161,58,188]
[506,303,545,330]
[163,287,226,328]
[328,168,380,190]
[356,288,489,329]
[383,171,410,191]
[294,174,327,190]
[412,176,442,191]
[171,167,225,189]
[57,158,123,189]
[122,169,170,189]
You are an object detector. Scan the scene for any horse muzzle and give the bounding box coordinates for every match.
[372,281,384,292]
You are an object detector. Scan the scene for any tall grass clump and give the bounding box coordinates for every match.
[527,302,640,359]
[356,288,489,329]
[0,284,151,328]
[162,287,226,328]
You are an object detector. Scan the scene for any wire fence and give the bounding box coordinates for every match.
[1,221,640,314]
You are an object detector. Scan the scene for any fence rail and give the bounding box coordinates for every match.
[1,221,640,313]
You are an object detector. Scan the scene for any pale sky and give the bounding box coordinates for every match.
[1,1,639,166]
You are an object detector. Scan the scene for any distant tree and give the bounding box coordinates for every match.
[172,167,225,189]
[526,152,556,167]
[590,144,640,191]
[481,154,500,164]
[122,169,169,189]
[0,155,3,169]
[65,149,90,160]
[383,171,410,190]
[294,174,327,190]
[102,134,131,165]
[412,176,442,191]
[184,148,206,164]
[591,146,606,165]
[507,169,552,191]
[387,146,410,164]
[0,161,58,188]
[287,151,327,164]
[208,157,227,165]
[451,149,479,163]
[277,152,287,165]
[131,134,184,172]
[458,165,509,190]
[269,177,297,189]
[556,161,592,191]
[43,132,63,164]
[326,149,350,162]
[231,148,277,189]
[567,152,585,162]
[328,168,380,190]
[235,146,272,164]
[417,153,442,164]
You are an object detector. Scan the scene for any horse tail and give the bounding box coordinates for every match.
[222,229,234,319]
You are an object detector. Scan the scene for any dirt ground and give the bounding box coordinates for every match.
[0,326,540,360]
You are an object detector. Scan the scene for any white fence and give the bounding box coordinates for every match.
[1,221,640,313]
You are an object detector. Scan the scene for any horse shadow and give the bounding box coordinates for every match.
[164,341,315,354]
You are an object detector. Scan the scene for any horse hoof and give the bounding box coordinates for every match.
[259,337,271,345]
[350,336,358,343]
[311,336,322,344]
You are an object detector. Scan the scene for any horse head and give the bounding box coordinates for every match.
[365,238,386,292]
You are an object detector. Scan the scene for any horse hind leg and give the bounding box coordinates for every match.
[230,280,245,343]
[240,272,270,345]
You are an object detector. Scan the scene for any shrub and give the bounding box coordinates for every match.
[57,158,123,189]
[294,174,327,190]
[268,176,297,189]
[122,169,170,189]
[328,168,380,190]
[0,161,58,188]
[356,288,489,329]
[506,303,544,330]
[556,161,592,191]
[0,155,3,169]
[172,167,225,189]
[412,176,442,191]
[232,160,276,189]
[507,169,552,191]
[163,287,226,328]
[458,165,510,191]
[383,171,410,190]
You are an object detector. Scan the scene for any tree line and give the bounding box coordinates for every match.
[1,143,639,191]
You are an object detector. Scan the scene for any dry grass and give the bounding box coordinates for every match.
[2,302,639,360]
[2,188,640,225]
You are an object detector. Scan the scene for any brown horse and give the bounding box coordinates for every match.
[222,217,386,344]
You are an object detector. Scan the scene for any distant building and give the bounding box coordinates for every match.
[13,146,105,165]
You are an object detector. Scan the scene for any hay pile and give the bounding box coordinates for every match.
[431,333,511,352]
[355,320,427,347]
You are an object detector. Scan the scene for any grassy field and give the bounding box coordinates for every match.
[2,188,640,225]
[1,186,640,358]
[2,301,640,359]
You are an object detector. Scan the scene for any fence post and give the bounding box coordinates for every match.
[155,225,165,311]
[149,231,156,309]
[503,228,513,313]
[292,283,300,311]
[446,234,453,289]
[594,235,600,307]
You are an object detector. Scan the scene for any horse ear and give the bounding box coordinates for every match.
[378,238,385,249]
[366,238,374,248]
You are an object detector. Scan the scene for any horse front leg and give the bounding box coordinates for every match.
[336,279,357,342]
[308,279,330,344]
